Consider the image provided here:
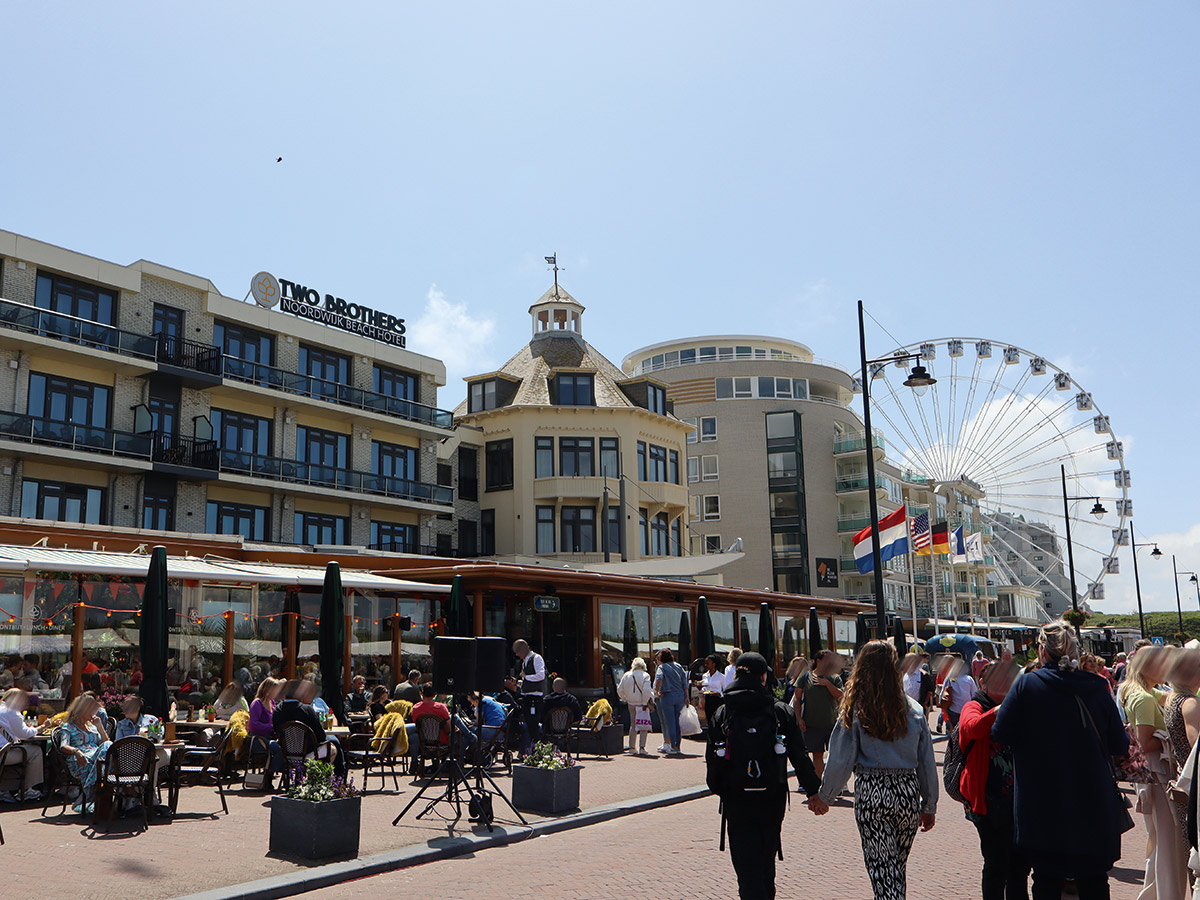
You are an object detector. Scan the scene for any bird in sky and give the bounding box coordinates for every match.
[275,157,282,163]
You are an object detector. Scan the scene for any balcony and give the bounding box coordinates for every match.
[155,334,223,386]
[837,514,871,533]
[833,431,885,455]
[0,298,157,360]
[840,554,857,571]
[0,412,153,461]
[218,449,453,506]
[150,433,219,475]
[835,474,886,493]
[220,358,453,430]
[368,542,472,558]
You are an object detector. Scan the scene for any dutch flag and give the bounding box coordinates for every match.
[852,506,909,574]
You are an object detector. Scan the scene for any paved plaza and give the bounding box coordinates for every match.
[0,738,1153,900]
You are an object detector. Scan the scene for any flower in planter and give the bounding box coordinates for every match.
[523,740,575,771]
[286,759,360,802]
[1062,609,1089,628]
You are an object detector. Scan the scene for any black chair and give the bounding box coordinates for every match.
[350,727,408,793]
[412,714,450,776]
[277,720,333,790]
[95,736,156,831]
[541,706,576,762]
[42,727,87,817]
[472,705,518,775]
[166,730,230,815]
[0,739,30,798]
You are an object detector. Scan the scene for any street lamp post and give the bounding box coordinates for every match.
[857,300,935,640]
[1128,521,1160,638]
[1173,555,1186,637]
[1059,464,1106,635]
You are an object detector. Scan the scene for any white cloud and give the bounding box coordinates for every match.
[1093,522,1200,616]
[408,285,497,402]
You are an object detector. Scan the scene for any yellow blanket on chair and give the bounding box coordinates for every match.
[585,698,613,725]
[370,699,412,754]
[224,709,250,759]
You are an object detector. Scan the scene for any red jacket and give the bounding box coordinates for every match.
[957,698,997,815]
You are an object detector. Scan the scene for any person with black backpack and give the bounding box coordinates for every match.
[705,651,825,900]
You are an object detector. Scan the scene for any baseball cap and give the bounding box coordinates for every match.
[736,652,769,678]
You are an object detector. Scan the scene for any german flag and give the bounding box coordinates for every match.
[931,521,951,555]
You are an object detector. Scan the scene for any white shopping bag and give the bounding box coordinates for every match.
[679,705,701,737]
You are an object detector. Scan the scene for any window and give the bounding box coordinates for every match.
[457,446,478,500]
[651,513,669,556]
[688,457,699,483]
[639,509,649,555]
[214,321,273,366]
[767,450,798,479]
[671,517,682,556]
[765,411,798,440]
[690,495,702,522]
[559,437,595,477]
[647,384,667,415]
[142,476,175,531]
[485,440,513,491]
[770,491,800,518]
[211,409,272,456]
[733,378,752,398]
[704,534,723,554]
[27,373,110,428]
[679,348,696,366]
[554,373,594,406]
[373,441,417,480]
[606,506,621,555]
[374,365,417,402]
[481,510,496,555]
[371,521,416,553]
[669,449,679,484]
[715,378,732,400]
[699,346,717,362]
[704,496,721,521]
[148,393,178,439]
[599,437,620,478]
[459,519,477,556]
[535,437,554,478]
[536,506,555,553]
[682,417,698,444]
[35,271,116,326]
[436,463,452,487]
[701,455,719,481]
[299,345,350,395]
[294,511,348,546]
[206,501,269,541]
[469,380,498,413]
[560,506,595,553]
[637,442,647,481]
[152,305,184,341]
[21,479,104,524]
[648,444,667,482]
[700,417,717,442]
[298,426,349,473]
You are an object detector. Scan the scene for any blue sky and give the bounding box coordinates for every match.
[3,3,1198,616]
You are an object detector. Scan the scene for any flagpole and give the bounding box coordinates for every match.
[906,527,918,650]
[930,550,941,636]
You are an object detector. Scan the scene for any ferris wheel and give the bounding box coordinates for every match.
[854,338,1130,609]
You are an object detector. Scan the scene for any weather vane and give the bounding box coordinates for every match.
[545,253,564,299]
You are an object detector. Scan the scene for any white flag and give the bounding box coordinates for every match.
[965,532,984,563]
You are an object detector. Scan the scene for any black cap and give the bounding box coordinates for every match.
[736,652,769,678]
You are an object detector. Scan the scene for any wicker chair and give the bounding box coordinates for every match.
[95,736,156,831]
[541,706,577,762]
[276,720,333,790]
[42,727,87,817]
[412,714,450,776]
[166,729,230,814]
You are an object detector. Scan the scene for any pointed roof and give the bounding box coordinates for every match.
[528,283,585,313]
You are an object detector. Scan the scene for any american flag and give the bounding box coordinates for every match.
[911,512,931,554]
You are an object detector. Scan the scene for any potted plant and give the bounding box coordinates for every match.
[269,759,361,860]
[1062,609,1089,628]
[511,741,580,814]
[204,704,217,722]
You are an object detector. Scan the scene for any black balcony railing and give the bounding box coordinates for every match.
[0,298,157,359]
[0,412,153,459]
[219,357,454,429]
[367,542,471,557]
[152,433,219,469]
[219,449,453,506]
[156,334,222,374]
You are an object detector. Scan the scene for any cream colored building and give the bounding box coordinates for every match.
[456,287,690,562]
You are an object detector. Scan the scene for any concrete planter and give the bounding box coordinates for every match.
[269,795,361,860]
[511,764,581,814]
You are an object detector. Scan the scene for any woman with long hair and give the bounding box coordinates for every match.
[815,640,937,900]
[1164,649,1200,855]
[1118,645,1188,899]
[994,621,1130,900]
[213,681,249,721]
[59,692,112,813]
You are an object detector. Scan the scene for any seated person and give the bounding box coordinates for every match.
[409,684,450,768]
[212,682,249,721]
[455,692,508,762]
[272,679,344,777]
[303,674,338,726]
[114,695,160,740]
[59,692,112,813]
[345,675,369,714]
[494,676,529,753]
[542,677,584,726]
[0,688,45,801]
[393,669,423,704]
[368,685,390,723]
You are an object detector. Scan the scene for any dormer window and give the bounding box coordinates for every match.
[554,373,594,406]
[647,383,666,415]
[469,379,498,412]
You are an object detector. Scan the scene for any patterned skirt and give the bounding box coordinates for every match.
[853,766,922,900]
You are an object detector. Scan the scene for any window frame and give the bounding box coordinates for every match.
[294,510,349,546]
[599,437,620,478]
[701,455,719,481]
[534,436,555,478]
[559,436,595,477]
[703,495,721,521]
[554,373,595,407]
[559,505,596,553]
[206,500,270,541]
[536,506,556,553]
[485,439,514,492]
[21,478,105,525]
[371,520,416,553]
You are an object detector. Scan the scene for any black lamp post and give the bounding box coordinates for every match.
[1128,521,1160,639]
[1059,464,1106,635]
[1173,556,1193,637]
[857,300,936,639]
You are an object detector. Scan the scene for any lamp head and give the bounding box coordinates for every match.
[1090,500,1107,519]
[903,364,936,397]
[1151,546,1163,560]
[1191,574,1198,585]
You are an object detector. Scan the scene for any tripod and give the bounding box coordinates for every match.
[392,696,527,831]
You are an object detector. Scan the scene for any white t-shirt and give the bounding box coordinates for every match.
[701,670,725,695]
[723,664,738,690]
[902,669,923,702]
[947,675,977,715]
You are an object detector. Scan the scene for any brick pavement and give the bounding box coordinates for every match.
[0,740,712,900]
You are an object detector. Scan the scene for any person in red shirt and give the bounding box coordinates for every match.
[80,652,99,675]
[958,659,1029,900]
[410,684,451,770]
